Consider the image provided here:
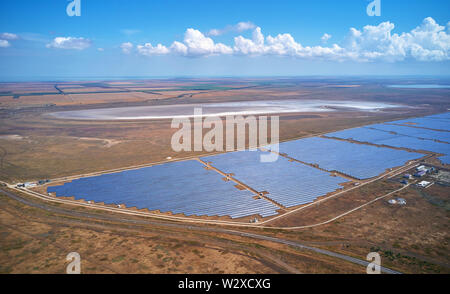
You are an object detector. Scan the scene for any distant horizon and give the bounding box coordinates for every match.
[1,75,450,83]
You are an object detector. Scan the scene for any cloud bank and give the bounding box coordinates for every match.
[120,42,133,54]
[0,33,19,40]
[0,32,19,48]
[46,37,92,50]
[122,17,449,62]
[0,40,10,48]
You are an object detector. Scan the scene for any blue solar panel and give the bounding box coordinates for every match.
[327,127,399,143]
[366,124,450,143]
[328,126,449,157]
[47,160,280,219]
[438,154,450,164]
[375,136,449,155]
[269,137,423,180]
[425,112,450,121]
[201,150,348,208]
[390,117,450,131]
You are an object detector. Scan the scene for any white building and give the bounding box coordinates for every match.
[24,182,37,188]
[418,181,431,188]
[417,165,426,171]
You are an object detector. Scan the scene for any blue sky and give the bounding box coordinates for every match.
[0,0,449,80]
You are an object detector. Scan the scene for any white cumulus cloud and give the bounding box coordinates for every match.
[0,33,19,40]
[46,37,92,50]
[233,27,266,55]
[0,40,10,48]
[120,42,133,54]
[132,28,233,57]
[321,33,332,43]
[125,17,450,62]
[170,41,188,56]
[0,32,19,48]
[182,28,233,56]
[137,43,170,56]
[234,27,347,60]
[344,17,450,61]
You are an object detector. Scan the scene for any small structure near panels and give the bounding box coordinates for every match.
[388,197,407,205]
[417,181,432,188]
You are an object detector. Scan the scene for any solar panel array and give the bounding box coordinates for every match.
[327,127,396,143]
[390,117,450,131]
[425,113,450,120]
[201,150,348,208]
[46,111,450,219]
[374,136,449,155]
[326,112,450,165]
[331,127,448,154]
[47,160,280,219]
[366,124,450,143]
[439,154,450,164]
[268,137,423,179]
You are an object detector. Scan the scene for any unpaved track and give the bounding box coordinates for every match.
[275,184,410,229]
[0,187,401,274]
[0,204,295,274]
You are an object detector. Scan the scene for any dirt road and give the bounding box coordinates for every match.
[0,187,401,274]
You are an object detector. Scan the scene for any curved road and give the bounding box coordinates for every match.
[0,187,401,274]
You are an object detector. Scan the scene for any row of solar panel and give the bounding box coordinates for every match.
[366,124,450,143]
[328,128,449,155]
[425,112,450,121]
[390,117,450,131]
[327,112,450,165]
[48,160,281,219]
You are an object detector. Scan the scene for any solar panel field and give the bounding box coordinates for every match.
[391,117,450,131]
[47,160,280,219]
[45,112,448,220]
[366,124,450,143]
[327,112,450,164]
[269,137,423,179]
[201,150,348,208]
